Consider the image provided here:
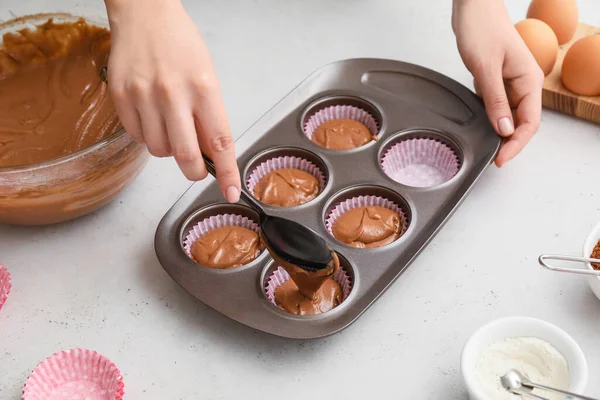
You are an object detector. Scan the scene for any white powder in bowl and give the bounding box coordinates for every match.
[475,337,570,400]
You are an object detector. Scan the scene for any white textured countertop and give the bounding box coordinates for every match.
[2,0,600,398]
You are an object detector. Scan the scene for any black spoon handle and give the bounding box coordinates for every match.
[201,155,266,218]
[201,154,218,178]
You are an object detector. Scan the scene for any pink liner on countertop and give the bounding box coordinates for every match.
[265,265,352,311]
[303,105,379,141]
[0,264,11,311]
[381,138,460,187]
[325,195,408,238]
[183,213,261,258]
[22,348,124,400]
[246,155,327,196]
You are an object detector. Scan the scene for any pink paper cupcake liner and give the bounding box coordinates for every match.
[303,105,379,141]
[0,264,11,311]
[246,156,327,196]
[325,195,408,238]
[265,265,352,310]
[381,138,460,187]
[183,213,262,258]
[22,349,124,400]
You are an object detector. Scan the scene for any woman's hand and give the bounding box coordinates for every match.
[452,0,544,167]
[104,0,240,203]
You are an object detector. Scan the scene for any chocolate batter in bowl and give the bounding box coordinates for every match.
[0,13,148,225]
[0,129,148,225]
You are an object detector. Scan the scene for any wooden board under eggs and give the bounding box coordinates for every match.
[543,23,600,124]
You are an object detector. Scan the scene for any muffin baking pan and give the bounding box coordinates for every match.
[154,58,501,339]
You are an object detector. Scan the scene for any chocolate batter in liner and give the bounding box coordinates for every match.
[265,264,352,316]
[246,155,327,207]
[303,105,379,150]
[184,213,265,269]
[325,195,408,248]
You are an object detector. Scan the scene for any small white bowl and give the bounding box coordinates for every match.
[461,316,588,400]
[583,221,600,301]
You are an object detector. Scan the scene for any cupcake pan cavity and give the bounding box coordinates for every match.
[379,130,462,188]
[263,252,354,316]
[155,58,501,339]
[183,212,263,268]
[324,185,410,247]
[244,147,329,207]
[303,103,380,150]
[180,204,266,271]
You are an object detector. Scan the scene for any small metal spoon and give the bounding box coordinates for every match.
[202,155,337,274]
[539,254,600,276]
[99,66,108,83]
[501,369,597,400]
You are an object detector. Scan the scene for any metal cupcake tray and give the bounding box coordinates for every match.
[154,58,500,339]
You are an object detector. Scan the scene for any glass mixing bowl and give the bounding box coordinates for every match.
[0,6,149,225]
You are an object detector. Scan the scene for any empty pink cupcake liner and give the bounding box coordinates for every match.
[183,213,261,258]
[22,348,124,400]
[265,265,352,307]
[381,138,460,187]
[303,105,379,140]
[0,264,11,311]
[325,195,408,237]
[246,156,327,195]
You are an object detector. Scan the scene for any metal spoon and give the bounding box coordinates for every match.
[539,254,600,276]
[501,369,597,400]
[202,155,337,274]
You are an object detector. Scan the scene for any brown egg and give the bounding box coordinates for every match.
[561,35,600,96]
[515,19,559,76]
[527,0,579,45]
